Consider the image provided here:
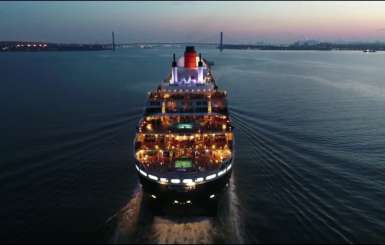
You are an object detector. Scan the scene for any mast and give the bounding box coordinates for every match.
[198,53,204,83]
[171,53,178,84]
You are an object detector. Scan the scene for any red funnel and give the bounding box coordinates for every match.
[184,46,197,68]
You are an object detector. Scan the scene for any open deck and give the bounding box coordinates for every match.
[135,111,233,171]
[135,131,233,173]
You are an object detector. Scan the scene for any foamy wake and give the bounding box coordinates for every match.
[149,216,216,244]
[109,186,144,243]
[216,175,246,244]
[110,175,245,244]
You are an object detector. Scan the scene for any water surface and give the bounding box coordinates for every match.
[1,48,385,243]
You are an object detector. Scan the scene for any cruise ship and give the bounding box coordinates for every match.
[133,46,234,208]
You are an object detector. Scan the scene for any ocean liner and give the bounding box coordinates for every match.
[133,46,234,207]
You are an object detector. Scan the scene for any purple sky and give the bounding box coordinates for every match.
[1,1,385,44]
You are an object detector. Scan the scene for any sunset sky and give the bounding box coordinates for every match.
[2,1,385,44]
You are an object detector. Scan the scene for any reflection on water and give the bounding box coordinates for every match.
[109,175,244,244]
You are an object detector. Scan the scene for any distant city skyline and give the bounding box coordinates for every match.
[2,1,385,44]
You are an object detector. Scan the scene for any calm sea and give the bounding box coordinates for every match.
[1,47,385,243]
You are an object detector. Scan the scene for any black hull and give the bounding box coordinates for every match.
[137,170,232,216]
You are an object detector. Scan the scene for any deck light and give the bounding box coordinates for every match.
[171,179,181,184]
[174,200,179,204]
[206,174,216,180]
[148,174,158,181]
[183,179,195,187]
[151,194,157,199]
[209,194,215,199]
[218,170,226,176]
[195,177,204,182]
[139,169,147,177]
[183,179,193,184]
[160,178,168,184]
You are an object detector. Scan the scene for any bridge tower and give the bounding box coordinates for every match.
[112,31,115,51]
[219,32,223,52]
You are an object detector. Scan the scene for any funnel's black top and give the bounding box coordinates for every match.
[185,46,195,53]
